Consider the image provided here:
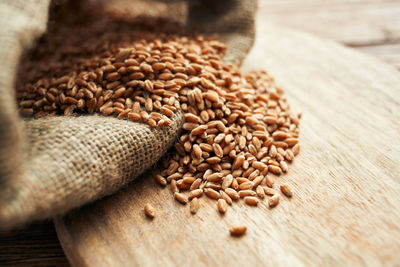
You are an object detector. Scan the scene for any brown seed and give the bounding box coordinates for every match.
[145,98,153,112]
[229,225,247,236]
[155,175,167,186]
[221,174,233,190]
[232,155,245,170]
[152,62,166,71]
[292,144,300,156]
[141,63,153,73]
[144,80,153,92]
[252,175,264,187]
[174,192,188,204]
[207,172,223,182]
[239,181,254,190]
[269,165,282,175]
[167,173,182,182]
[159,72,173,80]
[190,197,200,214]
[256,185,265,199]
[204,92,218,102]
[140,111,149,122]
[184,113,201,123]
[212,143,223,158]
[217,199,228,214]
[191,125,208,136]
[204,188,221,200]
[239,190,256,198]
[206,182,222,191]
[20,108,33,116]
[225,188,240,200]
[280,161,288,173]
[170,180,179,193]
[263,187,275,196]
[148,118,157,127]
[284,149,295,161]
[189,189,203,200]
[192,144,202,159]
[200,110,209,122]
[269,145,277,157]
[220,190,233,205]
[236,177,249,184]
[248,170,260,180]
[239,136,247,149]
[128,112,141,122]
[206,156,221,164]
[160,106,173,117]
[190,178,202,191]
[263,176,274,188]
[231,178,239,190]
[144,204,155,218]
[285,138,298,147]
[167,161,179,175]
[265,116,277,124]
[183,176,196,184]
[199,143,213,152]
[252,161,267,171]
[268,194,280,208]
[244,196,259,206]
[101,107,114,115]
[280,184,293,197]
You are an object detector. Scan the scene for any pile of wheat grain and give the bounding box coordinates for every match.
[16,6,300,225]
[155,67,299,214]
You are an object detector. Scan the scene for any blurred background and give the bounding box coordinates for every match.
[260,0,400,69]
[1,0,399,265]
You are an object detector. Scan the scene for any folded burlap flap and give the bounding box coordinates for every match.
[0,0,256,230]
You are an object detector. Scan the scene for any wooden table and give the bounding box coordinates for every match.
[1,1,400,265]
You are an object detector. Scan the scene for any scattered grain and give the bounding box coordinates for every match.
[217,199,228,214]
[229,225,247,236]
[280,184,293,197]
[174,192,188,205]
[244,196,259,206]
[190,197,199,214]
[268,195,280,208]
[144,203,155,218]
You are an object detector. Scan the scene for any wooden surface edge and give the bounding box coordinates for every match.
[54,217,86,267]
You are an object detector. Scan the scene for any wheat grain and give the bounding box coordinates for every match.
[229,225,247,236]
[174,192,188,204]
[144,203,155,218]
[217,199,228,214]
[268,195,280,208]
[280,184,293,197]
[244,196,259,206]
[190,197,200,214]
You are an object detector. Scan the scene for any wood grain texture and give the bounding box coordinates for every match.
[356,43,400,69]
[260,0,400,46]
[55,22,400,267]
[0,221,69,266]
[259,0,400,69]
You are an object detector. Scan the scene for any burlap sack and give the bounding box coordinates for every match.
[0,0,256,230]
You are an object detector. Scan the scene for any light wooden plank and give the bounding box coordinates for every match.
[55,22,400,266]
[259,0,400,46]
[354,43,400,69]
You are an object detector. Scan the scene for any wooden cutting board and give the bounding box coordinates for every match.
[54,22,400,266]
